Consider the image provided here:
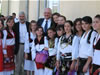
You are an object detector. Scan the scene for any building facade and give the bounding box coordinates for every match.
[1,0,100,21]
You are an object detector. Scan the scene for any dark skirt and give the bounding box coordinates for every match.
[27,51,32,60]
[45,56,56,69]
[92,64,100,75]
[78,58,87,75]
[27,47,32,60]
[59,58,72,75]
[4,45,15,71]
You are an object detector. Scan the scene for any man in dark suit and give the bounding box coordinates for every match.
[37,8,55,33]
[13,11,30,75]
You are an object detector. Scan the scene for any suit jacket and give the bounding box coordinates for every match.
[13,21,30,55]
[37,18,56,29]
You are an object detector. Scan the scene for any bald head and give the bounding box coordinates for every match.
[44,8,52,20]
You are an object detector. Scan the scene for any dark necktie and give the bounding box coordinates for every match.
[44,20,48,32]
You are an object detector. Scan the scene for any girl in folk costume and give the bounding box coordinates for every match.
[70,18,84,74]
[31,26,46,75]
[56,20,74,75]
[24,20,37,75]
[0,19,4,75]
[56,25,64,50]
[92,15,100,75]
[44,28,57,75]
[3,16,15,75]
[55,24,65,75]
[76,16,97,75]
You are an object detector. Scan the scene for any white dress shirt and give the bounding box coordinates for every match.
[19,22,27,43]
[41,19,51,31]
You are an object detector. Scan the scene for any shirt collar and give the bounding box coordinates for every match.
[44,18,51,22]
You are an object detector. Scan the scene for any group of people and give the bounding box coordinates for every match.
[0,8,100,75]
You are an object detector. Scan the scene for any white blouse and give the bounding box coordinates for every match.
[93,34,100,65]
[24,32,36,53]
[57,36,73,60]
[31,37,46,60]
[44,37,58,56]
[3,30,15,54]
[72,35,81,60]
[79,30,97,58]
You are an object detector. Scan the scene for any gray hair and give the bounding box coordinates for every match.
[44,8,52,14]
[19,11,25,16]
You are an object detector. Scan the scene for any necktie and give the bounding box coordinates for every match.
[44,20,48,32]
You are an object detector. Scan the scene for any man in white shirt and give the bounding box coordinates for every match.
[12,13,19,23]
[14,11,30,75]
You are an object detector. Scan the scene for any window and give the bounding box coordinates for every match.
[37,0,60,19]
[47,0,60,13]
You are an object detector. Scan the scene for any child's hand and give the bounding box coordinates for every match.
[90,66,92,74]
[75,62,78,71]
[83,64,88,73]
[25,53,28,59]
[56,61,60,70]
[4,54,7,58]
[70,61,75,71]
[44,47,48,50]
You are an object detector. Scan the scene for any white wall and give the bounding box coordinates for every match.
[59,0,100,21]
[28,0,38,21]
[9,0,20,17]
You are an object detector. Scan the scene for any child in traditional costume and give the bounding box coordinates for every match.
[3,16,15,75]
[0,19,4,75]
[92,15,100,75]
[31,27,46,75]
[24,20,37,75]
[71,18,84,75]
[77,16,97,75]
[56,20,74,75]
[44,28,58,75]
